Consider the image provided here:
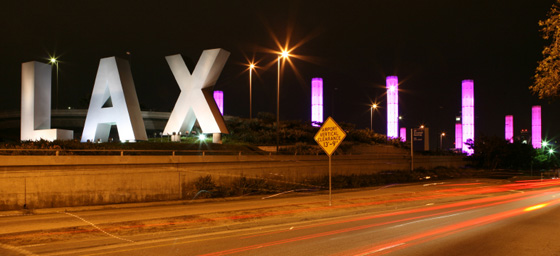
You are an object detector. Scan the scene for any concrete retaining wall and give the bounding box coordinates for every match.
[0,154,466,210]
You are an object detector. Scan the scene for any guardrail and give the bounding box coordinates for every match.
[0,148,414,157]
[0,149,268,156]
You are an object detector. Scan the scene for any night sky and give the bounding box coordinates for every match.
[1,1,559,148]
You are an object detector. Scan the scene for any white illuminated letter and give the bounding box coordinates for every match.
[20,61,73,141]
[81,57,147,142]
[164,48,230,135]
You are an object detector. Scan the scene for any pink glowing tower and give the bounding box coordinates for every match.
[311,78,323,127]
[400,127,406,142]
[213,90,224,115]
[461,80,474,155]
[386,76,399,139]
[455,123,462,150]
[505,115,513,143]
[532,106,541,149]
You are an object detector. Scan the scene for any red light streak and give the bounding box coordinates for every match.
[349,197,560,256]
[240,189,539,240]
[4,180,560,242]
[201,191,558,256]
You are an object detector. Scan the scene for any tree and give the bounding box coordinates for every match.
[531,0,560,99]
[468,136,535,170]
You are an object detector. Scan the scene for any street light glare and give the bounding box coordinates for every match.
[50,57,57,64]
[281,50,289,58]
[249,63,255,69]
[372,104,377,109]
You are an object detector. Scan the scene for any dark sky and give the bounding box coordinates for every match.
[1,0,558,147]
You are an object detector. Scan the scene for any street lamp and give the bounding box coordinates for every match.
[277,50,290,152]
[49,57,59,109]
[249,63,255,120]
[370,104,377,130]
[440,132,446,150]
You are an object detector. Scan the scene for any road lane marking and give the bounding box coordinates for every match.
[357,243,405,256]
[388,212,466,229]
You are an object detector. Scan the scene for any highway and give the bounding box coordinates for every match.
[2,178,560,256]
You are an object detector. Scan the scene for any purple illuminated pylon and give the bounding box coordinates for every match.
[311,78,323,127]
[400,127,406,142]
[532,106,541,149]
[455,123,462,150]
[505,115,513,143]
[386,76,399,139]
[462,80,474,155]
[213,90,224,115]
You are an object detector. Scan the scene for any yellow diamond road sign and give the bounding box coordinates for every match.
[314,117,346,156]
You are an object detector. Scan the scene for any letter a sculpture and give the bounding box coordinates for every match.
[81,57,147,142]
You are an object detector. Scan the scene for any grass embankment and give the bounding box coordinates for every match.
[189,167,483,199]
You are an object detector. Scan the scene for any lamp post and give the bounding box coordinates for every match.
[276,50,289,153]
[370,104,377,130]
[49,57,59,109]
[440,132,446,150]
[249,63,255,120]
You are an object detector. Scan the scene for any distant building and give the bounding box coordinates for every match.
[519,129,530,144]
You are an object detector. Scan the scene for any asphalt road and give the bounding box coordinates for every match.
[2,178,560,256]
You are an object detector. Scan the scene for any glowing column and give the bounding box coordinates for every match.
[532,106,541,149]
[455,123,462,149]
[505,115,513,143]
[311,78,323,127]
[400,127,406,142]
[462,80,474,155]
[386,76,399,138]
[213,90,224,115]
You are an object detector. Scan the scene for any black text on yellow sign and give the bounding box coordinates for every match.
[315,127,343,147]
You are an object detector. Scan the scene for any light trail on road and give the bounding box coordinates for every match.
[198,189,560,256]
[5,179,560,256]
[6,179,559,243]
[347,197,560,256]
[237,188,548,240]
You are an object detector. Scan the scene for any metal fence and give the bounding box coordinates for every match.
[0,149,273,156]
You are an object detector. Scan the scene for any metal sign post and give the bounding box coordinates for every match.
[410,128,414,171]
[314,117,346,206]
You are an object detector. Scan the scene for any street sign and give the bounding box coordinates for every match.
[314,117,346,156]
[314,117,346,207]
